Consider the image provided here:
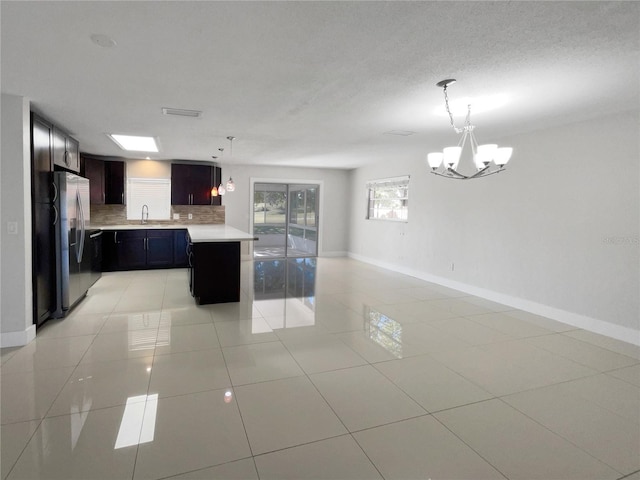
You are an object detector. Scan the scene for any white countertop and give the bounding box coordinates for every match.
[92,224,256,242]
[92,224,183,230]
[187,225,257,243]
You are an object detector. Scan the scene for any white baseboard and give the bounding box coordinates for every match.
[1,324,36,347]
[319,250,348,258]
[348,252,640,347]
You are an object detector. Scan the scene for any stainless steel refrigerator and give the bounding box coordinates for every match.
[53,172,91,317]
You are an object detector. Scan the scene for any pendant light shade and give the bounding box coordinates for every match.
[226,177,235,192]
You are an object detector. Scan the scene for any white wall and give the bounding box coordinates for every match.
[126,158,171,179]
[220,164,350,256]
[1,94,35,346]
[348,110,640,344]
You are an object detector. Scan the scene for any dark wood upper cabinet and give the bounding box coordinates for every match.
[82,154,126,205]
[105,160,125,204]
[171,163,220,205]
[52,125,80,173]
[31,115,54,203]
[83,156,105,204]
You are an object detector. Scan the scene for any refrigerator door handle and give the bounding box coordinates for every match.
[52,205,58,226]
[52,181,58,203]
[76,190,86,262]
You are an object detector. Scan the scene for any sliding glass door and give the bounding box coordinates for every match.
[253,183,319,258]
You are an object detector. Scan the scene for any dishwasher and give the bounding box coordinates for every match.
[89,230,103,287]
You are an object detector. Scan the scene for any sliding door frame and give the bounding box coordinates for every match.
[250,177,324,257]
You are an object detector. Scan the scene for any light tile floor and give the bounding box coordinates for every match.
[1,257,639,480]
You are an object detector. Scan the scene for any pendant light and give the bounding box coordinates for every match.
[225,136,236,192]
[216,148,225,196]
[210,163,218,203]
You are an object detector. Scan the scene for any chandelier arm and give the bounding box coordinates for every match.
[444,168,469,179]
[434,170,475,180]
[469,131,479,156]
[467,167,505,180]
[431,164,506,180]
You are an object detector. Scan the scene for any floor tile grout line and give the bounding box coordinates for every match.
[492,396,628,476]
[215,328,256,459]
[429,408,511,480]
[617,469,640,480]
[1,418,45,480]
[152,456,257,480]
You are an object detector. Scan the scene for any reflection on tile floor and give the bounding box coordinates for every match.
[1,258,639,480]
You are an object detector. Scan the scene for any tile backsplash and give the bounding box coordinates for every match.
[90,204,225,225]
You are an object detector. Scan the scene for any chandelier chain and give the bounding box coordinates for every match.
[443,86,465,134]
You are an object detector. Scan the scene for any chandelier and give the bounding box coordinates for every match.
[427,79,512,180]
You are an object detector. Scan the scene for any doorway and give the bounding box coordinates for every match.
[253,183,319,258]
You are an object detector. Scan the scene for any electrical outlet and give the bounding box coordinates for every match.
[7,221,18,235]
[173,213,179,220]
[188,213,193,220]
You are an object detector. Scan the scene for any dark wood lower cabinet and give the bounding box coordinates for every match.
[174,230,189,267]
[118,230,147,270]
[147,231,174,267]
[190,241,240,304]
[102,229,187,271]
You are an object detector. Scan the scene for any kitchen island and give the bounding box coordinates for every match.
[186,225,257,305]
[94,224,256,304]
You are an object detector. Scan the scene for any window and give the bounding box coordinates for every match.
[126,178,171,221]
[366,175,409,221]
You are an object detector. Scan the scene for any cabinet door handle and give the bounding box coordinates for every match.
[121,192,124,204]
[114,231,118,243]
[103,192,105,203]
[64,150,69,165]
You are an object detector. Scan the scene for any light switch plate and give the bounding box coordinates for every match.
[188,213,193,220]
[173,213,179,220]
[7,221,18,235]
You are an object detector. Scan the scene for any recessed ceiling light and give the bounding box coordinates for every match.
[161,107,202,118]
[384,130,416,136]
[108,134,159,152]
[90,34,117,48]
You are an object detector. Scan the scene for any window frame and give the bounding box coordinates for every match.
[365,175,410,222]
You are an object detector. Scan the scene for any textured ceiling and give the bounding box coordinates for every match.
[2,1,638,169]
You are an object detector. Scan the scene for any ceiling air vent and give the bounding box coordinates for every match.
[161,107,202,118]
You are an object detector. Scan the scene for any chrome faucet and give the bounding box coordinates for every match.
[141,204,149,224]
